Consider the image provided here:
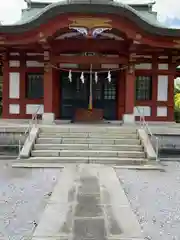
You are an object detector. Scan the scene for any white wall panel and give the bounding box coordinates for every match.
[26,104,44,114]
[135,63,152,70]
[158,56,168,59]
[60,53,78,56]
[26,53,43,56]
[10,52,20,56]
[59,63,78,68]
[101,64,119,69]
[26,61,44,67]
[143,56,152,59]
[105,54,119,58]
[157,107,167,117]
[157,75,168,101]
[9,60,20,67]
[158,63,168,70]
[135,55,152,59]
[9,104,20,114]
[134,106,151,117]
[9,72,20,99]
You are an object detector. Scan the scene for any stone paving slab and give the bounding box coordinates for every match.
[73,218,106,240]
[78,176,100,195]
[0,160,61,240]
[12,162,65,168]
[32,238,144,240]
[32,238,69,240]
[32,164,143,240]
[75,195,102,217]
[114,164,164,171]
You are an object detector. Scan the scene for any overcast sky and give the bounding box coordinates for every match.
[0,0,180,26]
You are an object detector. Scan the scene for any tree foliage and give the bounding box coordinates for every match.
[174,78,180,111]
[175,93,180,111]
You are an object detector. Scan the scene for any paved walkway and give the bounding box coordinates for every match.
[32,164,143,240]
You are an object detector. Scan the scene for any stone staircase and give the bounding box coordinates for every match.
[26,125,147,165]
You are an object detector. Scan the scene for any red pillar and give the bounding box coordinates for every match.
[168,61,176,122]
[168,74,174,122]
[43,65,54,123]
[151,54,158,119]
[123,66,135,123]
[117,71,125,120]
[20,52,26,117]
[2,57,9,118]
[53,69,60,119]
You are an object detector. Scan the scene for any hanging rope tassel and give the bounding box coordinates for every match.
[95,72,98,83]
[107,71,111,83]
[68,70,72,82]
[80,72,85,83]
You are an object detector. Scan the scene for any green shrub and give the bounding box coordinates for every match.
[174,111,180,123]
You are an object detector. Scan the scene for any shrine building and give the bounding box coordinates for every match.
[0,0,180,123]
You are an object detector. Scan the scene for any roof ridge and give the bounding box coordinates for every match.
[0,0,179,37]
[20,1,161,28]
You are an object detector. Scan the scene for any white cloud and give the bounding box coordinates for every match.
[153,0,180,23]
[0,0,180,25]
[0,0,25,24]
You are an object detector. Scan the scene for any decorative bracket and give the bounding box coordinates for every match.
[69,26,111,38]
[44,62,50,72]
[128,54,135,74]
[44,51,50,61]
[128,64,135,74]
[0,36,6,45]
[173,40,180,49]
[38,32,51,50]
[129,53,136,63]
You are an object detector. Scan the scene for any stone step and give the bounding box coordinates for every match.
[38,132,137,139]
[34,143,142,151]
[36,138,140,145]
[14,157,147,165]
[31,150,145,158]
[0,155,17,160]
[40,127,137,134]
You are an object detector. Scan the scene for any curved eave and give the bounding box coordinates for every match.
[0,3,180,37]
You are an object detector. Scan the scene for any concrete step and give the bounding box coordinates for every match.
[38,132,137,139]
[31,150,145,158]
[36,138,141,145]
[0,155,17,160]
[40,127,137,134]
[14,157,147,165]
[34,143,142,151]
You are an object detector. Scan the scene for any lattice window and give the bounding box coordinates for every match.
[75,76,87,100]
[61,76,73,100]
[104,79,116,100]
[26,73,43,99]
[93,79,102,100]
[136,76,152,100]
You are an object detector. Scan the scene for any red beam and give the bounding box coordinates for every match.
[50,39,129,53]
[53,55,128,64]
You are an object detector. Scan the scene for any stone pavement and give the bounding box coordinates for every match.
[0,160,60,240]
[31,164,143,240]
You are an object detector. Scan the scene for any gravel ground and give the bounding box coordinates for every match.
[0,160,61,240]
[116,162,180,240]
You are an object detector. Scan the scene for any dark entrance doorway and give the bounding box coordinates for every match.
[60,71,118,120]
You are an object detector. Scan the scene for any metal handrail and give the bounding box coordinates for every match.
[18,105,42,158]
[136,107,159,161]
